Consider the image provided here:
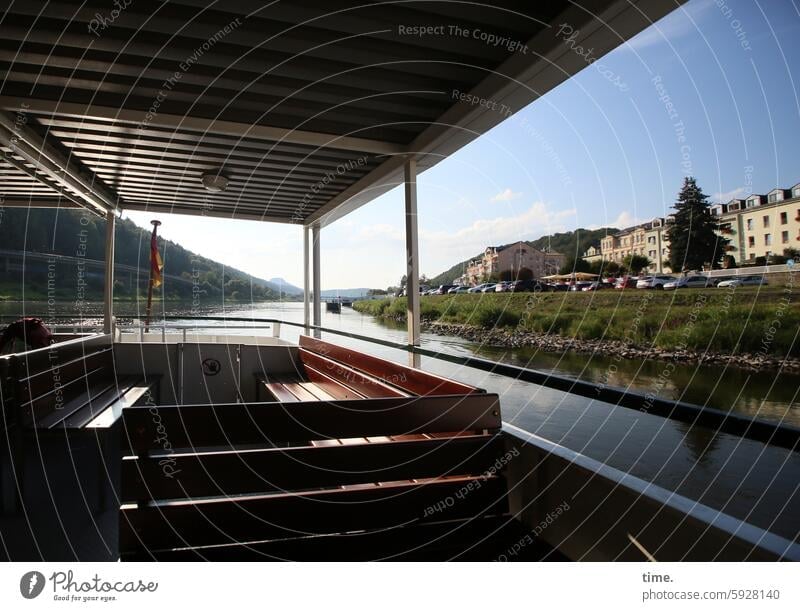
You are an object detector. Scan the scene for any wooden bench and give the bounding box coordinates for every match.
[257,335,480,403]
[2,334,156,430]
[0,334,158,516]
[118,340,538,561]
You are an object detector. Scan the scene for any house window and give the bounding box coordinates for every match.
[746,199,755,208]
[746,219,753,230]
[763,216,770,228]
[781,212,788,224]
[794,187,800,198]
[764,234,772,246]
[782,231,789,244]
[768,193,779,203]
[748,236,755,247]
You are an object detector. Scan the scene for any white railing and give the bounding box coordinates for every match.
[113,321,282,344]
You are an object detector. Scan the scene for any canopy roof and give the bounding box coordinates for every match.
[0,0,679,226]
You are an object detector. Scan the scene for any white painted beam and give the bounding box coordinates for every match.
[312,222,321,331]
[303,225,311,330]
[404,158,421,361]
[103,210,116,335]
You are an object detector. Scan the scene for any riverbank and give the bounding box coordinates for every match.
[354,288,800,369]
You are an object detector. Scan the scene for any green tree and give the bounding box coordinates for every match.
[559,257,590,274]
[622,254,651,275]
[667,177,729,271]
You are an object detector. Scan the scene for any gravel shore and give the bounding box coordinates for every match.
[421,320,800,372]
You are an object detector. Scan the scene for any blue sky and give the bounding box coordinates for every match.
[129,0,800,289]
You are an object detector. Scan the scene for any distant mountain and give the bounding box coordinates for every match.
[427,228,617,285]
[267,277,302,295]
[320,288,372,298]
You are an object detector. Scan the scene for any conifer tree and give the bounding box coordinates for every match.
[666,177,728,271]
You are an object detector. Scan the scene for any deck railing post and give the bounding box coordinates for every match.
[303,224,311,331]
[404,157,421,367]
[312,222,321,338]
[103,210,116,336]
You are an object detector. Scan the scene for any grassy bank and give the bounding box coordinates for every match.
[354,288,798,356]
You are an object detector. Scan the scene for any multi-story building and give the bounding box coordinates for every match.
[582,245,602,265]
[713,182,800,263]
[460,241,564,285]
[592,218,672,273]
[582,181,800,271]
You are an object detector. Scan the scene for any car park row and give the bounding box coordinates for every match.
[408,274,769,295]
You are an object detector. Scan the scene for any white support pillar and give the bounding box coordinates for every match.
[312,222,321,334]
[103,210,115,335]
[303,225,311,330]
[404,158,421,366]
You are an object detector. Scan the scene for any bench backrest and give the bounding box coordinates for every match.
[120,393,507,556]
[298,335,480,396]
[4,334,113,427]
[123,393,502,454]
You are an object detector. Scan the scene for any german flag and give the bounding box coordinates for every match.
[150,227,163,288]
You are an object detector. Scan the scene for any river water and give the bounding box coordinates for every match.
[4,300,800,542]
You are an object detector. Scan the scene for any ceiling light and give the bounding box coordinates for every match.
[201,171,230,192]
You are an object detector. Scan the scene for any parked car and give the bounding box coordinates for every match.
[434,284,457,294]
[494,281,513,292]
[468,283,489,293]
[547,282,569,292]
[480,283,497,293]
[636,275,674,289]
[510,279,547,293]
[663,275,710,290]
[449,285,470,294]
[569,281,593,292]
[716,276,768,288]
[582,280,613,291]
[614,276,637,289]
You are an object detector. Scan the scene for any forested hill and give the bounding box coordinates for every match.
[427,228,616,285]
[0,207,299,300]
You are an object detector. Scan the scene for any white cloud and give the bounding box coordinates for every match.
[586,210,647,230]
[420,202,577,262]
[712,186,746,202]
[490,188,522,202]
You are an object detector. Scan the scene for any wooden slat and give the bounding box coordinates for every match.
[259,381,298,403]
[18,348,112,398]
[120,475,508,552]
[303,365,365,400]
[299,348,409,398]
[23,368,115,428]
[122,515,554,561]
[12,334,110,374]
[122,434,502,502]
[59,376,142,429]
[297,381,336,401]
[122,394,502,453]
[86,383,158,429]
[277,381,319,402]
[299,335,479,395]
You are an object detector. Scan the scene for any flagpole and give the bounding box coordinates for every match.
[145,220,162,331]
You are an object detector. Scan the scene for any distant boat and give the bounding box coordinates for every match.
[326,300,341,313]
